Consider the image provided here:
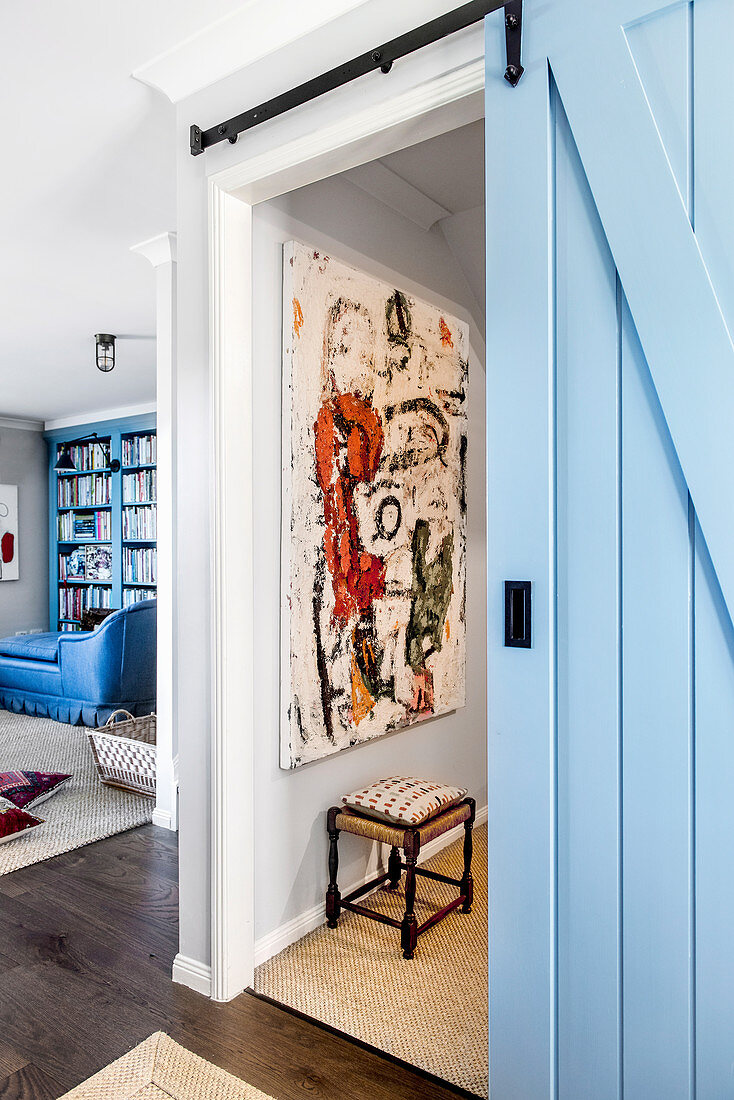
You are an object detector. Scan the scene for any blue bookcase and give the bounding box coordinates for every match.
[46,414,157,632]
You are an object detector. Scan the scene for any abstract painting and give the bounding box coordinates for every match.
[281,242,467,769]
[0,486,18,582]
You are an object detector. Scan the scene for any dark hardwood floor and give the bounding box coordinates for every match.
[0,825,469,1099]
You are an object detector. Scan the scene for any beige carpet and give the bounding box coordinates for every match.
[254,823,488,1098]
[0,710,153,875]
[60,1033,275,1099]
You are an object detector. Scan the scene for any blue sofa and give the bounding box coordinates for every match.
[0,600,156,726]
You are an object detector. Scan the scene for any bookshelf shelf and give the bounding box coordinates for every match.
[59,580,113,587]
[58,468,114,477]
[58,505,113,512]
[47,418,157,631]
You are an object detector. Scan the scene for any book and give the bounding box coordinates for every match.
[74,511,95,539]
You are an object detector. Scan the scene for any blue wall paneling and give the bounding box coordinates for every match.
[486,1,734,1096]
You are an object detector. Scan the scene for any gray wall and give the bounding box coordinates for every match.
[174,13,486,971]
[252,178,487,942]
[0,425,49,636]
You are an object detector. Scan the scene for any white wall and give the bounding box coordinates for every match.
[174,13,486,974]
[251,177,486,944]
[0,424,49,636]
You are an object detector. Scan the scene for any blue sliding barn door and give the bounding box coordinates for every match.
[486,2,734,1097]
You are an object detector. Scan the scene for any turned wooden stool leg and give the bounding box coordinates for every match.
[401,831,420,959]
[460,798,476,914]
[326,807,342,928]
[387,845,402,889]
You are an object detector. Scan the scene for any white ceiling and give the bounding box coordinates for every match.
[0,5,484,424]
[343,120,486,317]
[0,0,245,424]
[379,120,485,214]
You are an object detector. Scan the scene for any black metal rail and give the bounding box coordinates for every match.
[190,0,523,156]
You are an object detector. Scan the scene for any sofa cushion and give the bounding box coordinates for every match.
[342,776,469,826]
[0,655,62,696]
[0,632,65,663]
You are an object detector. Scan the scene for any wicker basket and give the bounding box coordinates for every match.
[88,710,156,798]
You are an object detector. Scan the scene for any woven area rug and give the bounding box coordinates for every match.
[60,1033,275,1099]
[0,710,153,875]
[254,823,488,1098]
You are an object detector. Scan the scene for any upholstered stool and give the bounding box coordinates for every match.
[326,782,475,960]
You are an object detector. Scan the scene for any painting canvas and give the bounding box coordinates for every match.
[281,241,468,769]
[66,548,86,580]
[86,545,112,582]
[0,486,18,582]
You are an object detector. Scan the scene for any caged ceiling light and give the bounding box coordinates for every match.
[95,333,116,373]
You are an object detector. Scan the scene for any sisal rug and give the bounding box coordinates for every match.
[254,823,489,1098]
[0,710,153,876]
[60,1032,275,1099]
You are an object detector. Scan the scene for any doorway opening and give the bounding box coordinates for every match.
[0,416,160,875]
[214,110,487,1095]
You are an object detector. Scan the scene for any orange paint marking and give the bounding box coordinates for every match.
[445,619,450,640]
[439,317,453,347]
[351,648,375,726]
[293,297,304,337]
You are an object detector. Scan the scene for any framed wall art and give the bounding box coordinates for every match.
[0,485,19,582]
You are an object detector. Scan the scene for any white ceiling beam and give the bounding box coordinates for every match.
[343,160,452,230]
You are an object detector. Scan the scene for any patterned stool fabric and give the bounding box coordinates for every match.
[326,795,475,959]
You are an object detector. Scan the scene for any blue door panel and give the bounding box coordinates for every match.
[619,10,695,1098]
[694,537,734,1098]
[555,88,622,1099]
[691,2,734,1094]
[621,302,693,1100]
[486,1,734,1095]
[485,23,556,1096]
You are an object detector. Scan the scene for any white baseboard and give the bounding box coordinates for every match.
[172,953,212,997]
[152,807,176,831]
[153,773,179,832]
[254,803,488,968]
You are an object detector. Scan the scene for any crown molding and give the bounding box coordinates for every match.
[44,401,157,432]
[0,416,44,432]
[131,232,177,268]
[132,0,373,104]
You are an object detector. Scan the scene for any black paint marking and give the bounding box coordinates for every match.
[386,290,412,347]
[312,563,335,744]
[459,434,467,516]
[380,398,450,471]
[375,495,402,541]
[293,695,305,746]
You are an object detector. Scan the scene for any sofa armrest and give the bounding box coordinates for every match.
[58,618,124,703]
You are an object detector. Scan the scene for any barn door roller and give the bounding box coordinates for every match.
[190,0,524,156]
[503,0,524,86]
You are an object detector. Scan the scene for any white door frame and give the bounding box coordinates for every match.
[207,55,485,1002]
[131,232,178,833]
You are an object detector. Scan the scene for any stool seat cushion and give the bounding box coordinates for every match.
[336,800,473,847]
[342,776,468,827]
